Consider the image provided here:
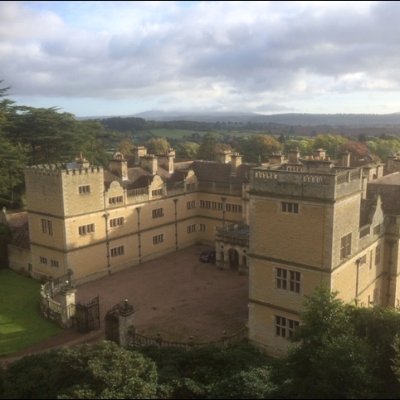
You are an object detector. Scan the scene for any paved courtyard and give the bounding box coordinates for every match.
[76,245,249,341]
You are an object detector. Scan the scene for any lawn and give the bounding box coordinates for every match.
[0,269,62,356]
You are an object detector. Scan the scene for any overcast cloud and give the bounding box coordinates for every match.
[1,1,400,116]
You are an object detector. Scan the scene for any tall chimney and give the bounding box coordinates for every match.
[288,148,300,164]
[341,151,351,167]
[140,154,158,175]
[216,150,232,164]
[158,148,175,174]
[109,152,128,180]
[133,146,147,165]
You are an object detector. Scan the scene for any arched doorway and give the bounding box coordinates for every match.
[228,248,239,270]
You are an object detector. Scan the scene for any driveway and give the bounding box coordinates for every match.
[76,245,249,341]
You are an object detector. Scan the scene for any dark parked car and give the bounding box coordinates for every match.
[199,249,216,263]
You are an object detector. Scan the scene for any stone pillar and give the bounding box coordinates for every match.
[118,300,135,347]
[59,286,76,328]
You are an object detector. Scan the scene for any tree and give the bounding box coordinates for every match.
[312,134,348,159]
[175,141,200,159]
[2,341,158,399]
[146,138,170,155]
[283,285,377,399]
[118,137,136,158]
[239,135,282,163]
[196,133,219,161]
[211,366,277,399]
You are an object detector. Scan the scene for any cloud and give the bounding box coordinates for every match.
[1,1,400,114]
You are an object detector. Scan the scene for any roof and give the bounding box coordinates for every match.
[368,172,400,186]
[192,161,255,183]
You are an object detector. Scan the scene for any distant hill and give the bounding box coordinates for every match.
[131,110,400,127]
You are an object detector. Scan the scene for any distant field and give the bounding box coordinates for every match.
[0,269,61,356]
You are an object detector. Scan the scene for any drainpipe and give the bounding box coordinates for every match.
[173,199,179,251]
[355,257,361,306]
[103,191,111,274]
[136,207,142,263]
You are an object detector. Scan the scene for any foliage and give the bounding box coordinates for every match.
[175,141,200,159]
[392,335,400,386]
[282,285,378,399]
[140,342,271,399]
[312,134,348,158]
[284,137,314,155]
[117,137,136,158]
[100,116,147,133]
[350,306,400,397]
[0,269,61,356]
[1,341,158,400]
[238,135,282,162]
[367,137,400,161]
[196,133,219,161]
[211,366,277,399]
[146,137,171,155]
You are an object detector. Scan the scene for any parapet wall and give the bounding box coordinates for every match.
[250,168,362,201]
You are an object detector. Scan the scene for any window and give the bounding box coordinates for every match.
[281,202,299,214]
[275,316,286,337]
[152,208,164,218]
[111,246,124,257]
[200,200,211,209]
[152,189,163,197]
[110,217,124,228]
[187,200,196,210]
[288,319,300,338]
[41,219,53,235]
[109,196,123,205]
[78,224,95,235]
[276,268,300,293]
[340,233,352,259]
[39,256,47,264]
[51,259,59,268]
[275,316,299,339]
[187,224,196,234]
[153,234,164,245]
[289,271,301,293]
[199,224,206,232]
[375,245,381,266]
[276,268,287,290]
[226,203,243,213]
[186,183,196,191]
[79,185,91,194]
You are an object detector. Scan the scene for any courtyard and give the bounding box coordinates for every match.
[76,245,249,341]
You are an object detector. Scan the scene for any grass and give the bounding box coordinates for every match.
[0,269,62,357]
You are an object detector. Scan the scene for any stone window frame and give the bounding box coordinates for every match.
[340,233,352,260]
[41,219,53,236]
[78,185,91,195]
[281,201,299,214]
[110,245,124,257]
[276,267,301,294]
[78,223,95,235]
[275,315,299,339]
[152,208,164,219]
[109,217,124,228]
[153,234,164,245]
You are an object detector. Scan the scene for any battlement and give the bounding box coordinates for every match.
[25,164,103,177]
[250,167,362,201]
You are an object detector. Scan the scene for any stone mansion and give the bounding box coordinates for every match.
[6,146,400,355]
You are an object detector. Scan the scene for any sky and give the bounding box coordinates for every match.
[2,1,400,117]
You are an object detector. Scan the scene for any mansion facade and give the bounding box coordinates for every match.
[6,146,400,355]
[7,147,251,284]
